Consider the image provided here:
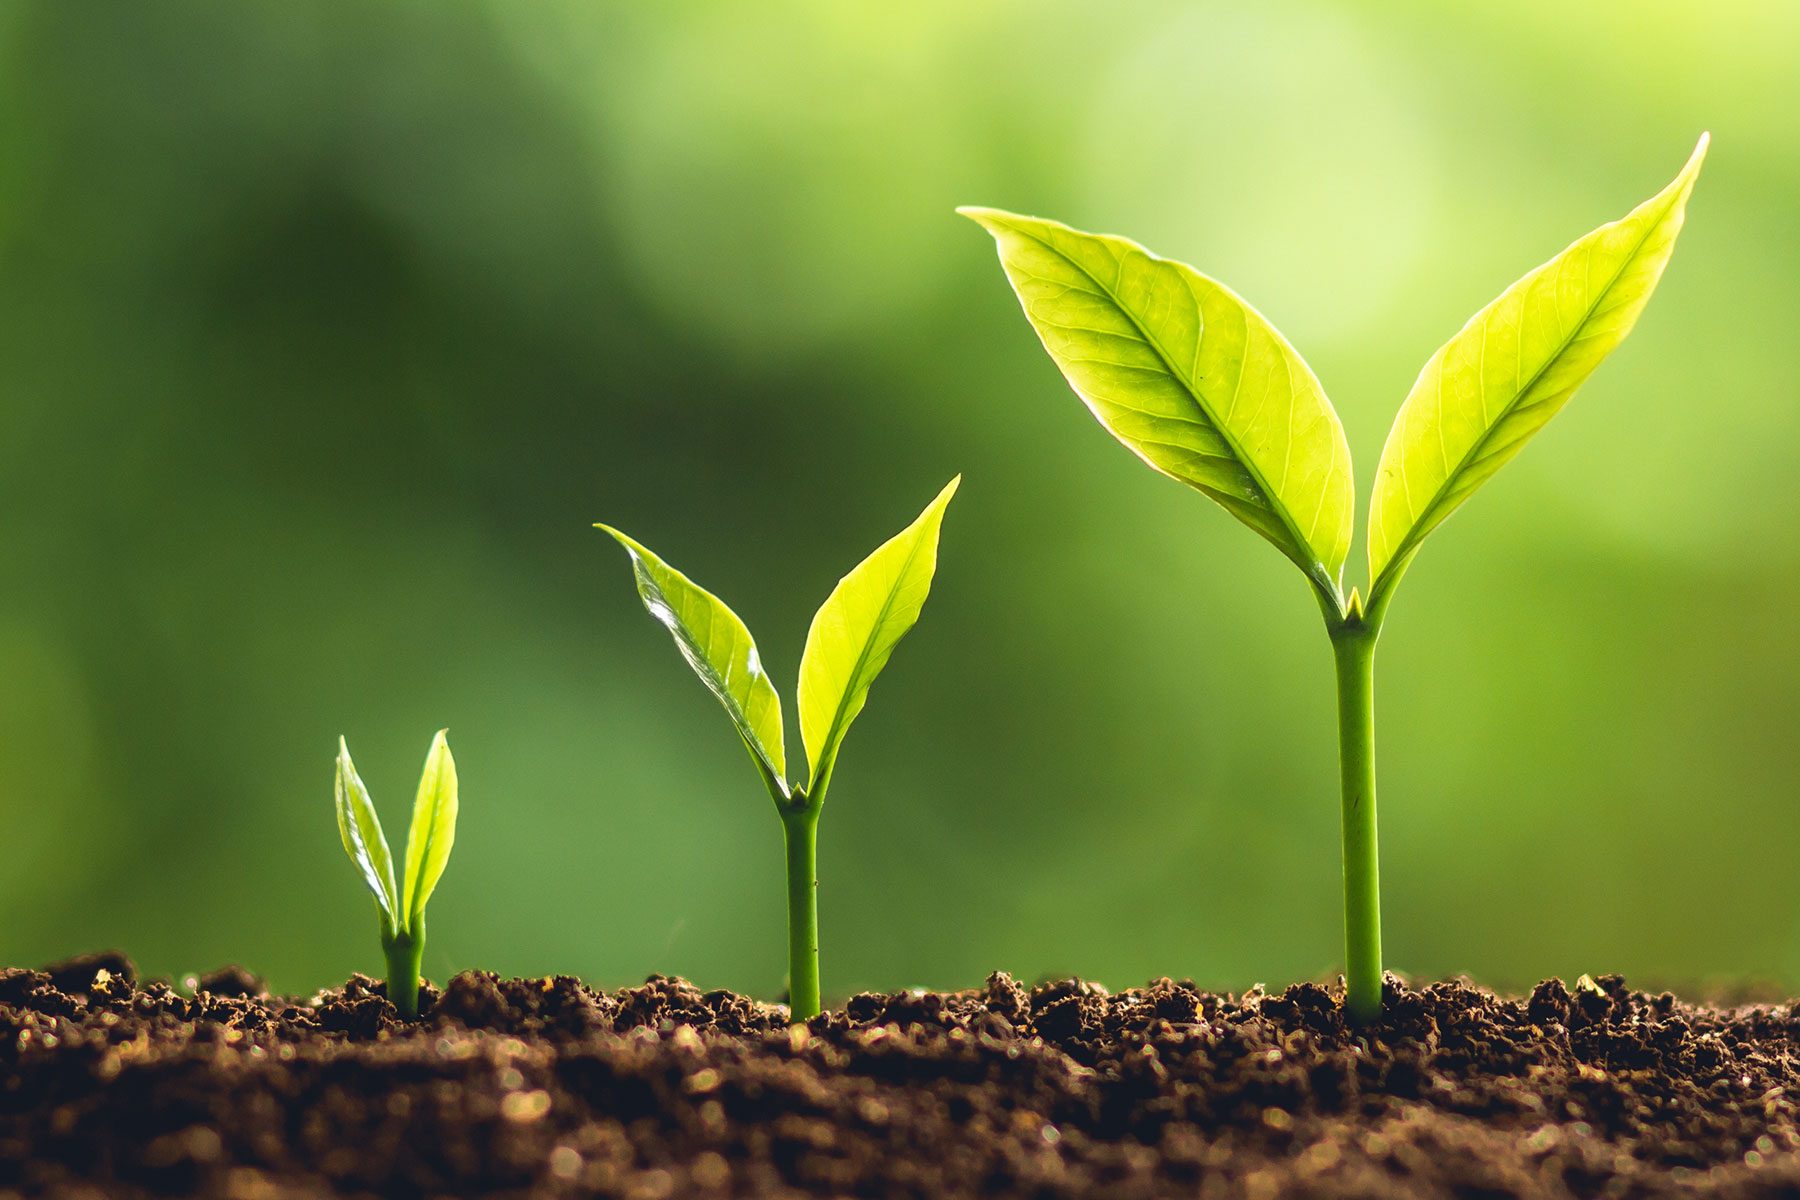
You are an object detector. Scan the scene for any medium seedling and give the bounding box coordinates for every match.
[962,137,1706,1023]
[599,478,959,1020]
[334,730,460,1018]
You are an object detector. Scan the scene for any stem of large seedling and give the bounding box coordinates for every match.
[382,922,425,1019]
[780,800,822,1022]
[1329,607,1383,1025]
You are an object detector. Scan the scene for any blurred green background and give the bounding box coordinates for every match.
[2,0,1796,1000]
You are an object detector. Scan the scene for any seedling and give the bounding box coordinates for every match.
[599,478,959,1021]
[962,137,1706,1023]
[334,730,460,1018]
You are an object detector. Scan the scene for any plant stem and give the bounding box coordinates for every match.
[1330,617,1383,1024]
[780,806,822,1021]
[382,924,425,1019]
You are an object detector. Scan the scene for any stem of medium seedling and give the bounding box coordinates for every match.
[780,801,822,1022]
[382,923,425,1019]
[1329,609,1383,1025]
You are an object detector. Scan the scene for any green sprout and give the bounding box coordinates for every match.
[334,730,460,1019]
[599,478,959,1021]
[962,136,1707,1023]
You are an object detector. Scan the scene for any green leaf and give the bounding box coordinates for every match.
[597,524,788,788]
[959,208,1354,596]
[335,737,398,930]
[401,729,458,930]
[1367,135,1708,605]
[798,477,959,796]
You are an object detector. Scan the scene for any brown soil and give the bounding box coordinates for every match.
[2,954,1798,1198]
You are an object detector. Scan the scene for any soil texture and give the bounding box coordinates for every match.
[3,954,1799,1198]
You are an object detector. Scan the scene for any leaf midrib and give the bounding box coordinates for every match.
[1003,218,1334,593]
[807,530,930,792]
[343,787,398,921]
[1374,192,1677,592]
[404,751,447,928]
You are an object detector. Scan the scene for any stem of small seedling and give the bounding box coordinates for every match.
[779,794,823,1022]
[1327,599,1383,1025]
[382,921,425,1019]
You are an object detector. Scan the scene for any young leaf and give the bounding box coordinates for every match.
[1366,135,1708,606]
[797,477,959,796]
[401,729,458,930]
[335,737,398,930]
[959,208,1354,597]
[597,525,788,789]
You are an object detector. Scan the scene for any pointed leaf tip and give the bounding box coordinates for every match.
[402,729,459,929]
[798,479,960,797]
[599,525,788,783]
[1690,131,1710,166]
[1366,137,1707,606]
[334,736,399,929]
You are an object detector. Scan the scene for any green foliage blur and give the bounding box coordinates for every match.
[3,0,1797,999]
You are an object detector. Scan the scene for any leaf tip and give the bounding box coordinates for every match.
[1658,134,1709,211]
[595,523,645,562]
[1680,131,1710,183]
[955,205,1013,234]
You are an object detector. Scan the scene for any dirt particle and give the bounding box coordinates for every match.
[196,965,266,998]
[44,951,136,994]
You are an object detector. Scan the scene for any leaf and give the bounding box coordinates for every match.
[597,525,788,787]
[797,477,959,796]
[959,208,1354,594]
[1367,135,1708,603]
[335,737,398,930]
[402,729,458,929]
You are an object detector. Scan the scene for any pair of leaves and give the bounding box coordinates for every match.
[962,135,1707,618]
[335,730,460,938]
[599,477,958,804]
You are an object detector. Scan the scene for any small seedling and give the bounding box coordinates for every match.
[599,478,959,1021]
[962,137,1706,1023]
[334,730,460,1018]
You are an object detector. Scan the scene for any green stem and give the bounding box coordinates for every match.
[1330,617,1383,1024]
[382,922,425,1019]
[780,807,822,1021]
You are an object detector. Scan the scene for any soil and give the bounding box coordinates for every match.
[3,955,1798,1198]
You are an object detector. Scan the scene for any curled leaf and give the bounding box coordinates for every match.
[334,737,398,930]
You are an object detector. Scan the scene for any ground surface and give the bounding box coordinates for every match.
[2,955,1798,1198]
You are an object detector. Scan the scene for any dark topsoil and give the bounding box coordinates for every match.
[4,956,1799,1199]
